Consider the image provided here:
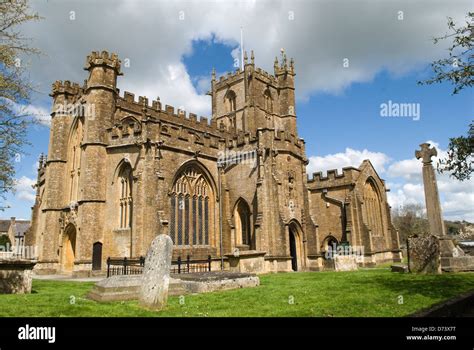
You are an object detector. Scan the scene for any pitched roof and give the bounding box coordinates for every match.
[0,220,11,232]
[11,221,31,237]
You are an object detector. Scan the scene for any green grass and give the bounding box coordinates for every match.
[1,269,473,317]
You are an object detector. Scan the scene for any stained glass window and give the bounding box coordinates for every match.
[170,166,213,246]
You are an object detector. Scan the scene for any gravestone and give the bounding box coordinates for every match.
[333,254,358,271]
[139,234,173,310]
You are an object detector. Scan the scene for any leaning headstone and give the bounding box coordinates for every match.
[139,234,173,310]
[333,254,358,271]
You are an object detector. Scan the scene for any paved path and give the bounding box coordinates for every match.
[33,274,104,282]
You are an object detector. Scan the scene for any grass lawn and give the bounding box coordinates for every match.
[1,269,473,317]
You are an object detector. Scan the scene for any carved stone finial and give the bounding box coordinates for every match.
[280,48,287,67]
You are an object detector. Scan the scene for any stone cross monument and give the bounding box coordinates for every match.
[415,143,446,236]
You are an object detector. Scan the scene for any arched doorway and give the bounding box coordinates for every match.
[62,225,76,273]
[92,242,102,271]
[323,235,339,259]
[288,222,303,271]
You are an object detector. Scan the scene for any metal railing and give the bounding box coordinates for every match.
[106,257,145,277]
[171,255,212,274]
[106,255,212,277]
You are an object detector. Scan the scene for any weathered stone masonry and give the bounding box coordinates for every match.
[27,50,401,276]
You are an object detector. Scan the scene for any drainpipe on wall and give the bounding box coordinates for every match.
[322,189,348,243]
[218,164,224,270]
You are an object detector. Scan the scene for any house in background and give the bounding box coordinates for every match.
[0,217,30,250]
[0,220,10,238]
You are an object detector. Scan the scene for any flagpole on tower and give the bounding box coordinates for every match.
[240,26,244,71]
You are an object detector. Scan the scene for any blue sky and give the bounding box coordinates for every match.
[2,0,473,222]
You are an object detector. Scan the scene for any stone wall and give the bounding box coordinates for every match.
[0,260,36,294]
[29,50,400,276]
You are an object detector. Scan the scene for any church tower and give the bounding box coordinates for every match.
[210,50,297,137]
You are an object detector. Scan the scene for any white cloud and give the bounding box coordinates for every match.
[384,140,474,221]
[386,158,421,180]
[123,63,211,116]
[442,192,474,221]
[307,147,391,175]
[1,97,50,126]
[387,184,426,212]
[23,104,51,126]
[20,0,471,115]
[386,140,447,180]
[11,2,471,221]
[14,176,36,202]
[308,141,474,222]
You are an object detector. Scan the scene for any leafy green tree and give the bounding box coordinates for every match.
[0,234,11,249]
[418,12,473,94]
[437,122,473,181]
[0,0,41,206]
[418,12,473,181]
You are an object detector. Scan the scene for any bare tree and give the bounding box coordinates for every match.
[392,204,430,243]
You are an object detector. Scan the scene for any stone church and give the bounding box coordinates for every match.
[27,50,401,276]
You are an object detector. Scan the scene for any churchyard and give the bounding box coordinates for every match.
[1,269,473,317]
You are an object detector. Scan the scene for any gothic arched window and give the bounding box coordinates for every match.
[169,166,214,246]
[225,90,237,113]
[362,179,384,236]
[118,164,133,229]
[264,89,273,113]
[234,199,251,246]
[67,117,83,205]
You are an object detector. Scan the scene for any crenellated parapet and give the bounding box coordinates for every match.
[307,166,360,189]
[274,130,304,148]
[115,90,233,136]
[214,69,245,90]
[223,130,258,150]
[50,80,82,98]
[254,67,279,85]
[109,100,262,156]
[84,50,122,75]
